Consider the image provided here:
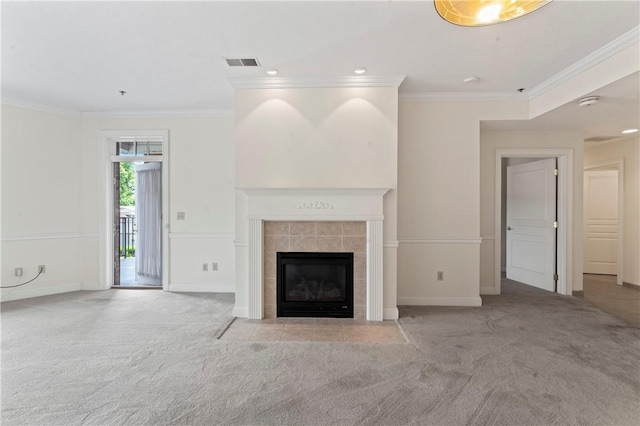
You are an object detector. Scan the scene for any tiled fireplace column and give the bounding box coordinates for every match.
[240,188,389,321]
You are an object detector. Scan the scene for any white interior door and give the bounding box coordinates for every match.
[583,170,618,275]
[506,158,557,291]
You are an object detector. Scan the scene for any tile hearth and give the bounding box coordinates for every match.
[219,318,407,343]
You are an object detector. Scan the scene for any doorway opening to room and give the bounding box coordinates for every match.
[102,131,169,291]
[494,149,573,296]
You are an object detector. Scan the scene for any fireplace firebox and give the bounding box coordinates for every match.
[277,252,354,318]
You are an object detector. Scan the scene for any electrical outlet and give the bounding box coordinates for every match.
[202,263,208,272]
[38,265,46,274]
[437,271,444,281]
[15,267,23,277]
[177,212,186,220]
[212,262,218,271]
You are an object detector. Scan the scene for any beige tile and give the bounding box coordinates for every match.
[264,221,289,237]
[343,236,366,253]
[264,281,276,306]
[312,329,344,342]
[290,221,315,236]
[343,327,376,342]
[249,328,283,341]
[264,236,289,252]
[372,326,406,343]
[354,305,366,320]
[314,318,344,327]
[316,237,343,252]
[264,252,277,280]
[316,221,343,236]
[264,304,277,319]
[284,319,316,329]
[354,280,366,305]
[290,236,317,251]
[280,329,314,341]
[255,323,286,331]
[354,253,366,281]
[343,221,366,236]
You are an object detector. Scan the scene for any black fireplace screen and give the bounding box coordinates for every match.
[277,252,354,318]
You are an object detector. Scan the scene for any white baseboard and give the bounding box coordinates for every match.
[232,306,248,318]
[397,296,483,307]
[81,282,102,290]
[1,283,83,302]
[480,287,500,295]
[383,307,399,320]
[169,283,235,293]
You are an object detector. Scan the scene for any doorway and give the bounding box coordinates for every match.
[583,159,624,285]
[494,149,573,295]
[101,130,169,291]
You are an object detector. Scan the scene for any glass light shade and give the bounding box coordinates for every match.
[435,0,552,26]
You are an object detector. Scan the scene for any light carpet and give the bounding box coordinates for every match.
[1,282,639,425]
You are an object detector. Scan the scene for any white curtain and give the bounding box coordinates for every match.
[135,163,162,284]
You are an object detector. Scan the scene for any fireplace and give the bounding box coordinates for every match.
[277,252,354,318]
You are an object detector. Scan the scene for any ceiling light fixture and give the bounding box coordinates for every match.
[434,0,552,26]
[621,128,639,134]
[266,68,278,75]
[354,67,367,75]
[463,76,479,84]
[577,96,599,107]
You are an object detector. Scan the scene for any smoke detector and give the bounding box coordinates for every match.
[577,96,599,107]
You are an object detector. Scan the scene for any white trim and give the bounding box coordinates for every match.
[233,241,249,248]
[169,283,235,293]
[83,109,233,118]
[169,232,235,239]
[248,214,385,221]
[100,130,170,292]
[0,233,97,242]
[495,149,573,296]
[383,308,399,320]
[232,307,249,318]
[480,287,500,295]
[1,97,81,117]
[397,297,483,307]
[399,92,523,101]
[1,283,83,302]
[584,158,625,285]
[528,26,640,100]
[238,187,391,196]
[228,75,405,90]
[383,241,399,249]
[481,235,496,241]
[399,238,482,244]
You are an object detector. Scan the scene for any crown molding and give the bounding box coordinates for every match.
[82,109,233,118]
[227,75,406,90]
[1,97,82,117]
[528,25,640,100]
[399,91,524,101]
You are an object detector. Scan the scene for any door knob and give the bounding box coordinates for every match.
[507,226,512,231]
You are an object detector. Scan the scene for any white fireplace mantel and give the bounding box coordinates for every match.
[238,187,390,321]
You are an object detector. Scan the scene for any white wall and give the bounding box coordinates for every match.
[480,129,584,293]
[80,114,236,292]
[397,99,528,305]
[234,86,399,315]
[584,135,640,285]
[1,104,83,300]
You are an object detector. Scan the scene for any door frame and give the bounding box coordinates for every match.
[584,158,624,285]
[100,130,170,291]
[495,148,573,295]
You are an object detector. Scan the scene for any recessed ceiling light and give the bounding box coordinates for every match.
[354,67,367,75]
[622,128,639,134]
[463,76,479,84]
[266,68,278,75]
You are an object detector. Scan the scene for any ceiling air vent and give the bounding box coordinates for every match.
[584,136,619,143]
[225,57,260,67]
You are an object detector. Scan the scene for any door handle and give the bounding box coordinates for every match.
[507,226,513,231]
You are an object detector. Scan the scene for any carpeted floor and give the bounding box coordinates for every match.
[2,281,639,425]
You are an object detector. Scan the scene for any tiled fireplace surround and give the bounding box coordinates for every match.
[240,188,389,321]
[263,221,367,319]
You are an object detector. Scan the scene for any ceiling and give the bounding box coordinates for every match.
[1,1,639,137]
